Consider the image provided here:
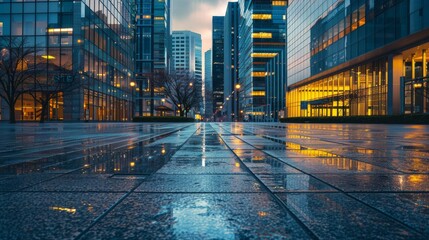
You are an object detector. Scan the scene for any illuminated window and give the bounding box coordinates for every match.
[272,1,287,6]
[47,28,73,34]
[154,16,164,20]
[252,14,272,20]
[143,15,151,19]
[252,32,272,39]
[251,53,278,58]
[251,91,266,96]
[252,72,267,77]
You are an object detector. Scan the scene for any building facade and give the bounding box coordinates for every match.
[135,0,171,117]
[212,16,224,120]
[172,30,203,114]
[204,49,213,119]
[238,0,287,122]
[0,0,135,121]
[287,0,429,117]
[223,2,240,122]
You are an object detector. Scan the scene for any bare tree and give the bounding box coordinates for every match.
[0,37,36,123]
[153,70,200,117]
[28,64,82,123]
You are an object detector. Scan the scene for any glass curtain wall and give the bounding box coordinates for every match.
[0,0,134,121]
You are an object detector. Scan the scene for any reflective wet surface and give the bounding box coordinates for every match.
[0,122,428,239]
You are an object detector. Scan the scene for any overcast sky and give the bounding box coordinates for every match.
[171,0,236,53]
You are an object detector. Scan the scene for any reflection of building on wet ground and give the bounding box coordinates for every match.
[287,0,429,118]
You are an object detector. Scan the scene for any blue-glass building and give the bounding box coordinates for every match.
[0,0,135,121]
[212,16,224,119]
[223,2,239,122]
[287,0,429,117]
[238,0,287,122]
[204,49,212,119]
[135,0,170,117]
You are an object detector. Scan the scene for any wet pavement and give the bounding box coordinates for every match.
[0,122,428,239]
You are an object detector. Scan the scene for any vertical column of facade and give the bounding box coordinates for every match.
[388,54,404,115]
[423,49,427,113]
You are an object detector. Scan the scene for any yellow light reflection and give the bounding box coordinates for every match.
[49,206,77,214]
[130,162,135,167]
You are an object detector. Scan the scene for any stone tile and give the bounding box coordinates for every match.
[276,193,425,239]
[80,193,311,239]
[135,174,262,193]
[277,157,396,174]
[0,173,61,192]
[314,174,429,192]
[0,192,122,240]
[351,193,429,235]
[257,174,336,193]
[173,150,236,158]
[26,174,143,192]
[157,158,246,174]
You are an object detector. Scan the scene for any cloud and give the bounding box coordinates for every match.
[171,0,234,53]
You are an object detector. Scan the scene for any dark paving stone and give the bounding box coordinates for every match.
[135,174,262,193]
[157,158,246,174]
[277,157,396,174]
[0,192,123,240]
[244,162,302,174]
[314,174,429,192]
[258,174,336,193]
[351,193,429,235]
[80,193,311,239]
[26,174,143,192]
[276,193,425,239]
[173,150,236,158]
[0,173,61,192]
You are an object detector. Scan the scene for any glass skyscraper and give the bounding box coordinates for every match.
[135,0,170,117]
[212,16,224,120]
[0,0,135,121]
[204,49,212,119]
[287,0,429,117]
[223,2,239,122]
[238,0,287,122]
[172,30,203,114]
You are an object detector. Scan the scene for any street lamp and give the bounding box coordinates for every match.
[130,81,136,120]
[235,84,241,121]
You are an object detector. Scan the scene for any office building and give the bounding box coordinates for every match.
[287,0,429,117]
[223,2,240,121]
[135,0,171,117]
[212,16,225,119]
[172,30,203,113]
[238,0,287,121]
[0,0,135,121]
[204,49,213,119]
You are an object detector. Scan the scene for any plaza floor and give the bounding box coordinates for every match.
[0,122,428,239]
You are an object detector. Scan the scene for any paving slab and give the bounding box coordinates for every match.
[80,193,311,239]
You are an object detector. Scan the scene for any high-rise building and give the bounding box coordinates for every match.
[238,0,287,122]
[204,49,213,119]
[287,0,429,118]
[135,0,171,117]
[224,2,240,122]
[0,0,135,121]
[172,31,203,113]
[212,16,225,120]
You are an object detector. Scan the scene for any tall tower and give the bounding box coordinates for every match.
[224,2,240,122]
[212,16,225,120]
[204,49,213,120]
[135,0,171,116]
[238,0,287,121]
[172,31,203,113]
